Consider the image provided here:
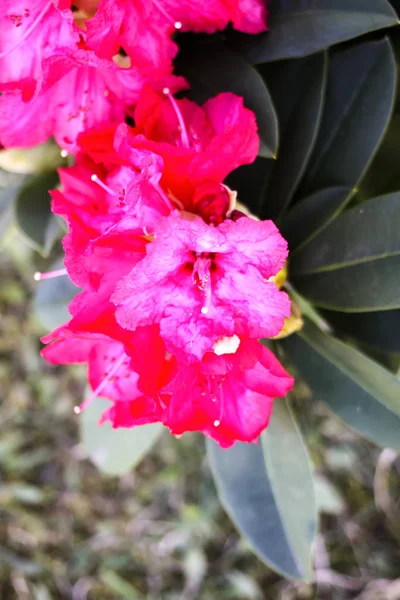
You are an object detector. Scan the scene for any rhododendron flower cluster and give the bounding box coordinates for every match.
[1,0,296,447]
[0,0,267,151]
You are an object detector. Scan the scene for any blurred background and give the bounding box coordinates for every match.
[1,219,400,599]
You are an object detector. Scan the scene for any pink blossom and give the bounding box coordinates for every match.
[113,211,290,361]
[0,4,186,151]
[85,0,267,67]
[50,152,166,291]
[43,330,165,424]
[0,1,73,86]
[85,0,177,70]
[131,88,259,205]
[161,338,293,447]
[78,90,259,220]
[0,45,180,151]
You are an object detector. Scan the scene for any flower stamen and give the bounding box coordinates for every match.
[152,1,182,30]
[74,354,126,414]
[162,87,190,149]
[192,254,213,315]
[90,174,118,196]
[34,268,68,281]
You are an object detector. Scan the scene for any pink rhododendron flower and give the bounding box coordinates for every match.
[42,315,293,447]
[0,48,183,151]
[50,162,155,291]
[0,1,73,86]
[0,3,186,151]
[113,211,290,361]
[161,338,293,447]
[85,0,177,71]
[131,88,259,205]
[85,0,267,67]
[41,289,182,419]
[78,90,258,221]
[42,327,169,424]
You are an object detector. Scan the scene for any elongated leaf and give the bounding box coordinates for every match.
[281,187,353,252]
[292,256,400,311]
[15,171,60,256]
[357,111,400,202]
[280,320,400,451]
[175,40,278,158]
[261,400,317,580]
[0,185,18,243]
[321,309,400,354]
[207,403,317,581]
[260,52,327,221]
[298,39,396,197]
[290,192,400,311]
[81,397,164,476]
[228,0,398,64]
[34,259,78,331]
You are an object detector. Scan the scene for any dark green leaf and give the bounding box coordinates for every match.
[175,40,278,158]
[207,399,317,581]
[225,157,273,217]
[228,0,398,64]
[321,309,400,354]
[34,259,78,331]
[292,255,400,312]
[280,320,400,451]
[81,397,164,476]
[290,193,400,311]
[15,171,60,256]
[298,38,396,197]
[259,53,327,220]
[281,187,353,252]
[356,112,400,202]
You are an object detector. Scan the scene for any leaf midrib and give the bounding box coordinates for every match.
[299,329,400,416]
[292,249,400,276]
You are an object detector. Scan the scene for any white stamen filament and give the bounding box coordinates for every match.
[34,268,68,281]
[201,276,212,315]
[208,376,225,428]
[91,174,117,196]
[193,254,213,315]
[60,149,68,158]
[74,354,126,414]
[162,87,190,148]
[152,0,182,29]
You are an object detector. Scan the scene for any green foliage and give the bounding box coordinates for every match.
[34,258,78,331]
[298,38,396,197]
[290,192,400,311]
[280,187,353,252]
[175,39,278,158]
[80,397,164,476]
[0,185,20,245]
[15,171,61,256]
[320,308,400,354]
[280,320,400,451]
[207,397,317,581]
[228,0,398,63]
[259,52,327,220]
